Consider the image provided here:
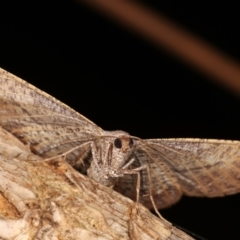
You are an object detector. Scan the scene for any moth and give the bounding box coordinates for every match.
[1,67,240,216]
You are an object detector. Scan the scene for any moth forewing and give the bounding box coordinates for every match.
[144,138,240,198]
[0,68,103,158]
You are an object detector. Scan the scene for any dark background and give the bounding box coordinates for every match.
[0,1,240,239]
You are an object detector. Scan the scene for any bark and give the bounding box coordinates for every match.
[0,127,193,239]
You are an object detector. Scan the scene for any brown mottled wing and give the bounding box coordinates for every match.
[0,68,103,162]
[115,140,182,209]
[116,138,240,209]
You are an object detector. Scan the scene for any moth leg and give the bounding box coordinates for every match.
[121,165,170,223]
[44,141,92,161]
[121,157,136,169]
[132,171,141,216]
[90,141,101,172]
[102,142,113,170]
[145,165,171,224]
[119,165,147,216]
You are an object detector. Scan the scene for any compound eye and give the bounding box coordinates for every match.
[129,138,134,147]
[114,138,122,149]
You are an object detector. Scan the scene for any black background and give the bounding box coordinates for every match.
[0,1,240,239]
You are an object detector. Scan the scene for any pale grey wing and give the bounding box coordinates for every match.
[0,68,103,162]
[145,138,240,199]
[114,143,182,210]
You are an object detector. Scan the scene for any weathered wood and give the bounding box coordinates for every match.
[0,127,193,239]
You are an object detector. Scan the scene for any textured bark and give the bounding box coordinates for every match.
[0,127,193,239]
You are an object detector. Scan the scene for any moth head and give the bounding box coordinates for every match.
[87,130,137,186]
[100,130,136,169]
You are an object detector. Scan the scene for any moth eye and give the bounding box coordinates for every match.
[129,138,134,147]
[114,138,122,149]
